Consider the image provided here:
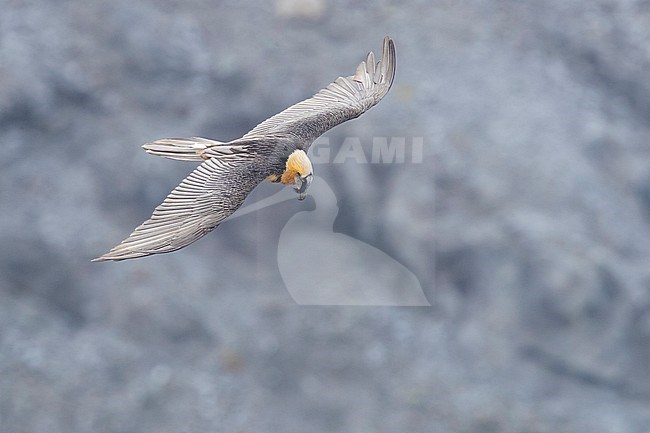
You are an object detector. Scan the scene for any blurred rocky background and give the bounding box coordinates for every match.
[2,0,650,431]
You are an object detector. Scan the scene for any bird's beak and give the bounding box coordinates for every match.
[294,173,313,201]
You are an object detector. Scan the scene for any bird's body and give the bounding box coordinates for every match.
[94,37,396,261]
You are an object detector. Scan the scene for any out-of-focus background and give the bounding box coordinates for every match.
[2,0,650,431]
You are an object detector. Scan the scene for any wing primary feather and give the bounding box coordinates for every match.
[366,51,376,76]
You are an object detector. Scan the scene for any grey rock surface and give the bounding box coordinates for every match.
[1,0,650,431]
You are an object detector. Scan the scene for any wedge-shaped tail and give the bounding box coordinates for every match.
[142,137,222,161]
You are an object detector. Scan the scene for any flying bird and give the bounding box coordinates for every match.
[94,36,396,261]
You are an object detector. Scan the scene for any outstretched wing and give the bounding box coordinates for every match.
[94,150,261,261]
[242,36,396,144]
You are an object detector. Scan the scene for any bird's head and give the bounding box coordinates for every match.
[282,149,314,200]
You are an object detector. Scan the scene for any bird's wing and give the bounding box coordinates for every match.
[242,36,396,144]
[93,149,261,261]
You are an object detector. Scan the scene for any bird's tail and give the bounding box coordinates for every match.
[142,137,224,161]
